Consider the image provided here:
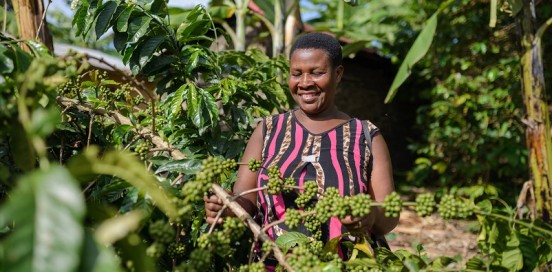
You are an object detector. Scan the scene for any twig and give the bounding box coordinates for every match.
[3,0,6,33]
[231,186,268,200]
[210,184,295,272]
[84,54,154,101]
[261,210,316,233]
[208,204,229,234]
[59,135,64,164]
[87,113,94,147]
[170,173,184,186]
[57,96,186,160]
[36,0,52,40]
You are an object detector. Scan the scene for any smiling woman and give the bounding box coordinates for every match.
[205,32,398,265]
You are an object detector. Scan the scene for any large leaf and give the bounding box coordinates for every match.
[385,11,438,103]
[9,123,35,171]
[168,83,187,118]
[0,45,14,74]
[95,1,119,39]
[275,232,310,251]
[200,88,220,127]
[0,166,85,272]
[127,16,152,44]
[154,158,201,175]
[79,232,122,272]
[116,5,134,32]
[138,35,166,68]
[67,147,178,219]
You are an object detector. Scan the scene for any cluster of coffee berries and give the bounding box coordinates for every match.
[349,194,372,217]
[283,177,296,192]
[238,262,266,272]
[287,244,322,271]
[134,140,150,160]
[167,242,186,259]
[437,194,473,220]
[174,248,211,271]
[347,266,384,272]
[182,156,236,202]
[415,193,436,217]
[146,242,165,258]
[267,166,283,195]
[285,209,303,229]
[382,192,402,218]
[247,159,262,172]
[295,181,318,207]
[148,220,175,244]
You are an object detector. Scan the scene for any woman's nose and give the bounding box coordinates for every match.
[298,74,313,88]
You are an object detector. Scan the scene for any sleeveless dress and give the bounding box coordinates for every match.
[256,110,380,244]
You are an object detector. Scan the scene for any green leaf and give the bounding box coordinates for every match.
[342,40,370,57]
[79,232,122,272]
[116,5,134,32]
[82,1,100,38]
[208,5,236,19]
[141,55,176,76]
[67,147,178,219]
[150,0,168,17]
[275,232,310,251]
[139,36,166,68]
[168,83,187,117]
[154,159,201,174]
[30,107,61,137]
[9,123,35,171]
[73,4,88,36]
[501,233,523,271]
[0,166,85,272]
[476,199,492,214]
[176,19,210,44]
[113,31,128,52]
[517,232,537,271]
[385,11,438,103]
[200,88,220,126]
[127,16,152,44]
[0,45,14,74]
[95,211,145,245]
[95,1,118,39]
[465,256,485,270]
[24,40,50,57]
[186,83,200,124]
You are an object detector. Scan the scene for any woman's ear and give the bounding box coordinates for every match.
[335,65,344,83]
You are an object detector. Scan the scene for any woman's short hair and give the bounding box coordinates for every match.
[290,32,343,68]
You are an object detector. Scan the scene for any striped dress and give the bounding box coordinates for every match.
[256,110,379,244]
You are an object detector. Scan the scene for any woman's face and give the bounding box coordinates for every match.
[288,48,344,116]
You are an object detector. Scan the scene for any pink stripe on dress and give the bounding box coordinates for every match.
[354,120,366,192]
[328,130,344,240]
[280,123,303,175]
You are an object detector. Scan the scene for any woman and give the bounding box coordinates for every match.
[204,32,398,255]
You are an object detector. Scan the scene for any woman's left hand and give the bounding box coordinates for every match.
[340,214,375,232]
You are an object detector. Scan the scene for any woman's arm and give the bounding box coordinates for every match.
[366,132,398,235]
[341,132,398,235]
[204,122,264,224]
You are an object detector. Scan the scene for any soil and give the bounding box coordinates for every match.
[386,209,480,264]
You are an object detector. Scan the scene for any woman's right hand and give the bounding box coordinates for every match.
[204,194,224,225]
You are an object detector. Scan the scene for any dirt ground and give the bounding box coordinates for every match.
[386,209,480,263]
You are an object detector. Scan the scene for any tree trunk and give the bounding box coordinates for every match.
[518,0,552,223]
[284,0,302,56]
[12,0,53,52]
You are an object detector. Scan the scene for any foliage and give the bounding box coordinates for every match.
[402,1,539,192]
[1,0,551,271]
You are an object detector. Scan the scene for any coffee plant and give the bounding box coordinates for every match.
[0,1,551,272]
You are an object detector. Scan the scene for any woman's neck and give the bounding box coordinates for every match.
[296,107,346,121]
